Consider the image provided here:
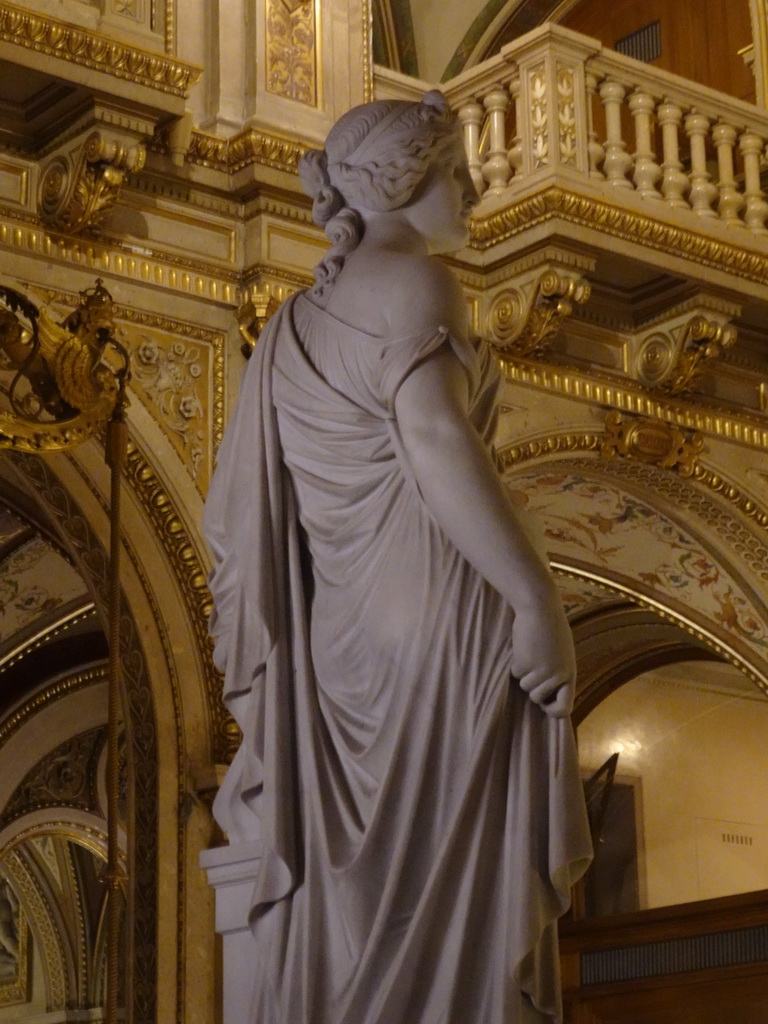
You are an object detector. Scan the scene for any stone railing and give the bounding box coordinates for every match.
[443,23,768,238]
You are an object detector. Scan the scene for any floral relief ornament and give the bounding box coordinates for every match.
[131,334,205,481]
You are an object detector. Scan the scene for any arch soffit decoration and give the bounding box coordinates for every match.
[0,450,162,1024]
[442,0,583,80]
[503,451,768,697]
[372,0,420,76]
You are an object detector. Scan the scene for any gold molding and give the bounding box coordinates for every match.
[0,2,201,97]
[470,186,768,287]
[363,0,373,103]
[0,213,238,305]
[0,667,106,749]
[122,444,236,763]
[183,127,306,175]
[498,356,768,450]
[0,602,97,674]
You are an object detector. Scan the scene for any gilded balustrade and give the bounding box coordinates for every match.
[446,23,768,242]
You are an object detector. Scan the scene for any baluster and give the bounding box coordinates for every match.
[684,110,717,217]
[739,132,768,234]
[481,88,512,194]
[507,73,523,182]
[711,121,743,227]
[458,100,485,198]
[585,71,604,179]
[628,89,661,197]
[599,79,633,188]
[658,100,688,208]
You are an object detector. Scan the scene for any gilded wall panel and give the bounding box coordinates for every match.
[265,0,319,107]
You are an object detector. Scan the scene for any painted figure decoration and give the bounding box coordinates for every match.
[204,91,592,1024]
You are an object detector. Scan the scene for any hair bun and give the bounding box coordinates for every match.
[422,90,449,112]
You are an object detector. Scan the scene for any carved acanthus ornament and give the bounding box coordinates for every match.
[632,304,739,396]
[266,0,318,107]
[600,411,704,476]
[0,280,129,453]
[487,269,591,356]
[40,129,146,236]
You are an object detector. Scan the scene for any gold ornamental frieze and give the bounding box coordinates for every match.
[184,128,305,175]
[600,411,704,476]
[0,1,200,96]
[266,0,318,108]
[469,186,768,288]
[499,358,768,452]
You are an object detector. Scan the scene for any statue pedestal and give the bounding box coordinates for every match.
[200,842,262,1022]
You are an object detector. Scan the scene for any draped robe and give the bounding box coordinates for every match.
[203,292,592,1024]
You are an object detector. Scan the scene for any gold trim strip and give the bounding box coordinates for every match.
[499,357,768,450]
[0,602,97,672]
[185,128,306,175]
[0,666,106,748]
[470,186,768,287]
[0,2,200,97]
[551,560,768,695]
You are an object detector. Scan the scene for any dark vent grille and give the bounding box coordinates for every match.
[615,21,661,63]
[582,924,768,986]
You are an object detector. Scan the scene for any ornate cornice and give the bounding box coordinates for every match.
[184,127,306,175]
[499,355,768,450]
[0,2,200,96]
[470,187,768,287]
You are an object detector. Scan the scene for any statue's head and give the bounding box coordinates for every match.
[299,92,463,301]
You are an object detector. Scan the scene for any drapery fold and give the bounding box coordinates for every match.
[204,293,592,1024]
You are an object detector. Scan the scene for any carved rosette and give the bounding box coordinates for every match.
[266,0,318,107]
[601,411,704,476]
[39,130,146,235]
[487,269,590,357]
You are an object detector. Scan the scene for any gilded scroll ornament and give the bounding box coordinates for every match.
[653,315,738,396]
[39,131,146,236]
[266,0,318,107]
[0,281,129,453]
[487,269,590,357]
[600,411,704,476]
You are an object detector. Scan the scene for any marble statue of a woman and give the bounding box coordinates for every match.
[204,91,592,1024]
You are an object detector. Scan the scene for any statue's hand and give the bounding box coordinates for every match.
[511,594,575,718]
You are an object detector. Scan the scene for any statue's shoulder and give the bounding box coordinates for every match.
[378,254,467,339]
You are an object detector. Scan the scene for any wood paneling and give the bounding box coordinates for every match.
[561,0,755,102]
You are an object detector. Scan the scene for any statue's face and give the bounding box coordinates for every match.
[402,140,478,254]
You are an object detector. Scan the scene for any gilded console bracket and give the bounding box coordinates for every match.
[600,411,704,477]
[486,268,591,357]
[39,129,147,236]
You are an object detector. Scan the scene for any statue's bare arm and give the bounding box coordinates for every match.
[393,267,575,717]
